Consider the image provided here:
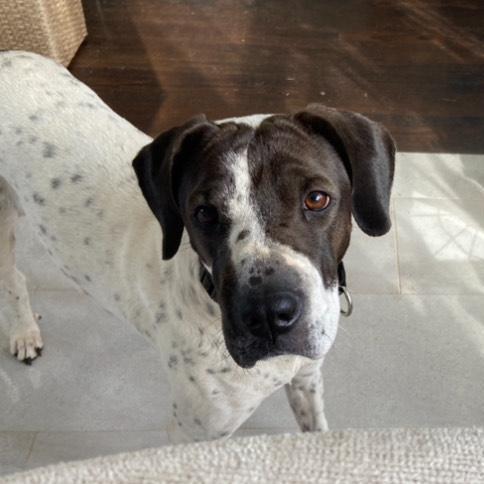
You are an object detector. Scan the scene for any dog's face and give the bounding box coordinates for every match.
[133,105,395,368]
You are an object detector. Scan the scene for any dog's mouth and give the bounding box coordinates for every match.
[224,336,274,369]
[225,334,325,369]
[221,314,326,369]
[228,342,294,369]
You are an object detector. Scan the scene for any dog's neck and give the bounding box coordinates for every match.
[165,231,221,320]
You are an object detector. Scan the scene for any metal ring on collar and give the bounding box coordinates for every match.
[339,286,353,317]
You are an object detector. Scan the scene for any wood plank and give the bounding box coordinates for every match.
[70,0,484,153]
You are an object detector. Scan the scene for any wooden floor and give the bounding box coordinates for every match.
[70,0,484,153]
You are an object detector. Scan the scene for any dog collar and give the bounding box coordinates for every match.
[199,264,217,302]
[199,262,353,316]
[338,262,353,317]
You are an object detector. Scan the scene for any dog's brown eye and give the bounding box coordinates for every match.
[304,191,331,211]
[195,205,219,225]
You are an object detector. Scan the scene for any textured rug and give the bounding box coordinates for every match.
[4,428,484,483]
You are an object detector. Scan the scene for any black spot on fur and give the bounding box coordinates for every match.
[33,193,45,205]
[206,303,216,317]
[29,135,38,144]
[71,174,83,183]
[29,114,39,122]
[236,229,250,242]
[83,237,90,245]
[114,293,121,301]
[51,178,61,189]
[176,309,183,319]
[249,276,262,286]
[168,355,178,368]
[84,197,94,207]
[84,274,91,282]
[155,310,166,324]
[42,142,56,158]
[264,267,275,276]
[78,101,96,109]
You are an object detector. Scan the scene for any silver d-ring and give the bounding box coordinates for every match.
[339,286,353,317]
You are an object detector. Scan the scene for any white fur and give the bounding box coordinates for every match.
[0,51,339,442]
[226,149,269,263]
[217,114,272,128]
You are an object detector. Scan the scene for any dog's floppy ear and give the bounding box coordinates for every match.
[294,104,396,236]
[132,115,217,260]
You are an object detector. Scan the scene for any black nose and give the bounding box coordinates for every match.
[266,292,301,331]
[244,292,301,339]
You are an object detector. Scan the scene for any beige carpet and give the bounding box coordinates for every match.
[4,428,484,483]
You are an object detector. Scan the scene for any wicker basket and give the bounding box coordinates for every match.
[0,0,87,66]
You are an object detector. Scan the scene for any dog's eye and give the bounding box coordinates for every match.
[195,205,219,225]
[304,191,331,211]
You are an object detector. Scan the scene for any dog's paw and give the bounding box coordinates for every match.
[10,322,43,364]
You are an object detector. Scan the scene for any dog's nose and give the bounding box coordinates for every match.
[266,292,301,332]
[244,292,301,338]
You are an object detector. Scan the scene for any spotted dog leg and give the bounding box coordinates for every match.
[0,177,43,364]
[285,360,328,432]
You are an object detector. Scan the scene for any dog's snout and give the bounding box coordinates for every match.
[242,291,301,339]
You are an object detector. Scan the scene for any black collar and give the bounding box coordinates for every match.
[199,261,349,305]
[337,261,347,294]
[199,264,217,301]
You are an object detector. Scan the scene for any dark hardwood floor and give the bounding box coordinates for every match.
[70,0,484,153]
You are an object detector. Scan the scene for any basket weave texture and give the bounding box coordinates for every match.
[0,0,87,66]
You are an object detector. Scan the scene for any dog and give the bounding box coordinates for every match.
[0,51,395,442]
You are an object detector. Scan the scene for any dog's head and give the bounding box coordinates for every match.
[133,104,395,368]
